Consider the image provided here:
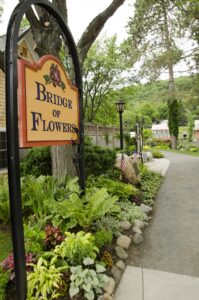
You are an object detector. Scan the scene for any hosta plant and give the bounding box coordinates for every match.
[27,256,68,300]
[69,257,108,300]
[54,231,99,265]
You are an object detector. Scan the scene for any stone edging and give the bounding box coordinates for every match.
[100,204,153,300]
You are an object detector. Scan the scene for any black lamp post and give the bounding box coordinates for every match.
[115,99,125,150]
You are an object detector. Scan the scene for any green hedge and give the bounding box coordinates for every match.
[21,147,52,177]
[85,144,116,178]
[20,142,116,179]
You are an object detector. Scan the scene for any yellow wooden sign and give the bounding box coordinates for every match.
[18,55,79,147]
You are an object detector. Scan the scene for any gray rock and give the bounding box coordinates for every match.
[132,226,142,235]
[134,219,145,229]
[142,152,148,163]
[116,260,126,270]
[146,151,153,162]
[111,266,123,285]
[102,293,114,300]
[140,204,153,215]
[119,220,132,231]
[104,277,115,295]
[143,212,149,221]
[116,235,131,249]
[115,246,128,260]
[133,233,144,245]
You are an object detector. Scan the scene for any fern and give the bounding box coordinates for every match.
[51,187,120,231]
[87,176,138,200]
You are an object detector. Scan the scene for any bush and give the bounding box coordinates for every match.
[85,143,116,178]
[152,150,164,158]
[189,147,198,152]
[143,145,151,151]
[21,147,51,177]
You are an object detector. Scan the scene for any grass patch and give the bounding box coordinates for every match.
[0,226,12,262]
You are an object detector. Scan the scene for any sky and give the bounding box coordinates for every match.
[0,0,196,81]
[0,0,134,41]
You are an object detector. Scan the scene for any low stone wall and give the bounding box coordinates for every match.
[84,123,120,149]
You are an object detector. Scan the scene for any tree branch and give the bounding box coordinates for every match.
[77,0,126,64]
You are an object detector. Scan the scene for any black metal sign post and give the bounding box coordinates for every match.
[6,1,84,299]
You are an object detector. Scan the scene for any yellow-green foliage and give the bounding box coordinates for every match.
[55,231,98,265]
[27,256,68,300]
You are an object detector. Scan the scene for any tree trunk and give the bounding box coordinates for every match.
[51,144,76,178]
[162,0,178,149]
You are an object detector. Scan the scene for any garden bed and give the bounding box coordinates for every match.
[0,149,163,300]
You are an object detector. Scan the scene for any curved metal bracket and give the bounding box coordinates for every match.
[5,1,85,298]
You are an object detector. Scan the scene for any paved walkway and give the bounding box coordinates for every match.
[116,266,199,300]
[116,151,199,299]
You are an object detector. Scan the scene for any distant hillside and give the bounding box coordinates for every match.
[119,75,199,108]
[109,75,199,127]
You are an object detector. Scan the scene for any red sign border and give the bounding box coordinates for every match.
[18,55,80,148]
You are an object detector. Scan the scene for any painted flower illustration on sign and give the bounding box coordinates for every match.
[43,63,66,91]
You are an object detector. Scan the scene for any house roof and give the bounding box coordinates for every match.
[152,120,169,131]
[0,27,30,52]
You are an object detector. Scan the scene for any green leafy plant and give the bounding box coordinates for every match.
[93,216,121,237]
[117,201,144,224]
[85,143,116,178]
[0,267,9,300]
[21,147,51,177]
[140,165,163,206]
[0,176,10,224]
[24,223,45,254]
[69,257,108,300]
[87,176,138,201]
[152,150,164,158]
[51,187,120,231]
[27,256,68,300]
[21,175,56,220]
[55,231,99,265]
[94,228,113,250]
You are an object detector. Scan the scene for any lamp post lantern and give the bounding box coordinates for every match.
[115,99,125,150]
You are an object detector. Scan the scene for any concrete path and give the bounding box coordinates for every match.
[116,151,199,299]
[116,266,199,300]
[145,157,170,176]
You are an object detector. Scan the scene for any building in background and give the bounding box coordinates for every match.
[0,28,39,170]
[194,120,199,141]
[151,120,171,141]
